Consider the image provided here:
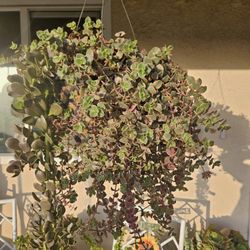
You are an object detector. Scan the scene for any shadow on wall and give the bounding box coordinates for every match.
[0,164,8,198]
[195,104,250,233]
[0,163,13,243]
[0,166,32,236]
[76,210,114,250]
[76,180,114,250]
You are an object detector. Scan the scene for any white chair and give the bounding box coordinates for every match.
[0,198,17,250]
[159,215,185,250]
[112,207,186,250]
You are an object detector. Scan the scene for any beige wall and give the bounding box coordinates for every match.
[1,0,250,248]
[111,0,250,243]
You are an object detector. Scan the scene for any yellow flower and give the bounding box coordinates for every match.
[134,234,160,250]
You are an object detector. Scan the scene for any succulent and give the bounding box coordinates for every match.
[5,17,229,248]
[185,226,249,250]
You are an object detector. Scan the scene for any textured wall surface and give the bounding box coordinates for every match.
[112,0,250,69]
[111,0,250,243]
[107,0,250,246]
[1,1,250,249]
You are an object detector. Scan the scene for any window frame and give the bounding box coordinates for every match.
[0,1,111,158]
[0,2,111,44]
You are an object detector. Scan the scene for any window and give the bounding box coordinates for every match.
[0,2,111,155]
[0,12,21,56]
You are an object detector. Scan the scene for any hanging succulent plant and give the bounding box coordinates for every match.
[5,17,229,248]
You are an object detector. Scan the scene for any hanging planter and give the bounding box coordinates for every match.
[5,17,229,249]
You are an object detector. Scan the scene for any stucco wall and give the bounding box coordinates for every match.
[111,0,250,243]
[1,0,250,249]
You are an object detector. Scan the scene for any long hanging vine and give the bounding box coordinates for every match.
[4,17,229,249]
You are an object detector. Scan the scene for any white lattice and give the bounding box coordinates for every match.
[0,199,16,250]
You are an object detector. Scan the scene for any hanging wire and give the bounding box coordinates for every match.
[101,0,105,33]
[101,0,105,21]
[120,0,136,40]
[77,0,87,29]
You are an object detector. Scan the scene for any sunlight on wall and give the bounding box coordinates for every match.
[184,69,250,238]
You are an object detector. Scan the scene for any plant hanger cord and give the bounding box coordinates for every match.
[77,0,87,29]
[101,0,105,33]
[77,0,105,33]
[121,0,136,40]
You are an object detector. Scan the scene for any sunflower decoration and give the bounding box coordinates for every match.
[134,234,160,250]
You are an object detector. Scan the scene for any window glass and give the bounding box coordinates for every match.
[30,11,101,40]
[0,12,21,57]
[0,67,19,153]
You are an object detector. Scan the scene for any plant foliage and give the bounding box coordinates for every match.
[185,226,249,250]
[5,17,229,248]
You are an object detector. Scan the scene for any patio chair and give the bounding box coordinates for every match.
[0,198,16,250]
